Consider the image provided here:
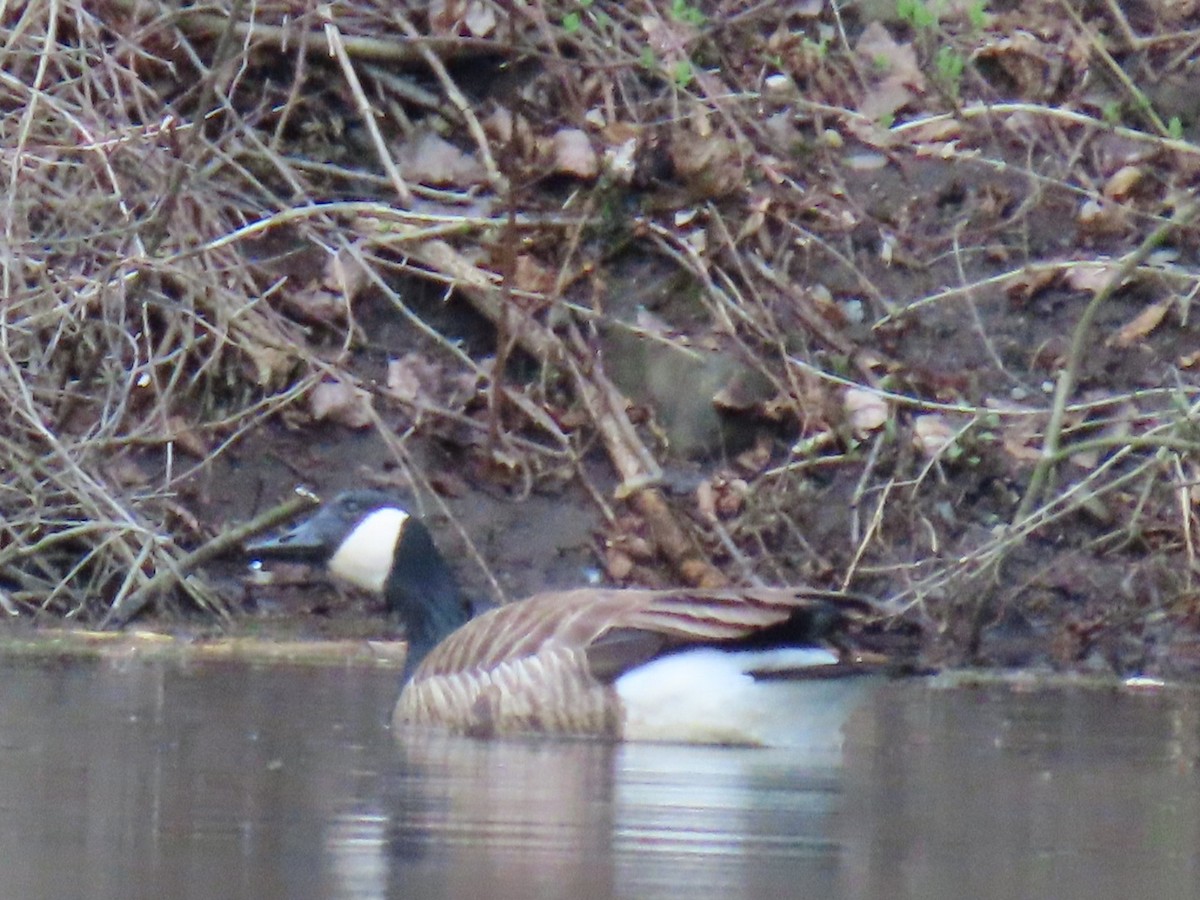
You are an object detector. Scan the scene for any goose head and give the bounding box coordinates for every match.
[248,490,471,674]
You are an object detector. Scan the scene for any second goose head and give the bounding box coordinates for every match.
[247,490,471,673]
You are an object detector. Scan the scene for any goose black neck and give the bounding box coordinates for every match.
[386,518,471,680]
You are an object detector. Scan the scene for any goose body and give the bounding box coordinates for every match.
[249,491,905,746]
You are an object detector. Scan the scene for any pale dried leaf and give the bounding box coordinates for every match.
[734,436,773,475]
[463,0,497,36]
[1005,266,1059,302]
[669,130,744,198]
[912,414,957,459]
[1103,165,1143,201]
[603,136,639,183]
[856,21,924,85]
[385,356,426,405]
[325,247,369,300]
[398,131,487,186]
[858,78,918,121]
[1108,299,1171,348]
[1064,261,1122,295]
[997,411,1044,463]
[855,21,925,120]
[309,380,373,429]
[551,128,599,179]
[844,151,889,171]
[845,387,889,437]
[1077,197,1128,234]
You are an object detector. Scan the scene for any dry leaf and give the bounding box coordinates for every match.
[855,21,926,120]
[385,356,425,405]
[397,131,486,186]
[844,151,889,171]
[1005,266,1059,303]
[326,248,369,300]
[282,247,367,324]
[844,387,889,437]
[462,0,497,36]
[669,130,744,198]
[1103,165,1143,201]
[1077,197,1128,234]
[551,128,599,179]
[971,31,1057,100]
[641,13,696,58]
[1108,299,1171,348]
[856,22,924,85]
[912,414,957,459]
[998,412,1044,463]
[1002,431,1043,463]
[1064,261,1123,295]
[603,135,639,184]
[308,380,373,429]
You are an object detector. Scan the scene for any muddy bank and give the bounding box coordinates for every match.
[1,3,1199,677]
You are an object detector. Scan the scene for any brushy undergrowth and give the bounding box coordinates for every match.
[2,1,1199,669]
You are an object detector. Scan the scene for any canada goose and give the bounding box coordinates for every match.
[247,490,909,746]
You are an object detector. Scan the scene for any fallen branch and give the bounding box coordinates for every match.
[101,492,319,629]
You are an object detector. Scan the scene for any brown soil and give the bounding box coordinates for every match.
[4,2,1200,677]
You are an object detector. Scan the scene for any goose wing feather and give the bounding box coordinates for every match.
[411,587,872,678]
[394,588,878,737]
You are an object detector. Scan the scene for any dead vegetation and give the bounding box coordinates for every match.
[2,0,1200,673]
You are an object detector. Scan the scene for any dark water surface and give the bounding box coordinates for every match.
[0,657,1196,900]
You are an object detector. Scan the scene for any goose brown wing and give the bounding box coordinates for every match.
[397,587,876,738]
[411,587,874,682]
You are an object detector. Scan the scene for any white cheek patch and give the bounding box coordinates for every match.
[327,507,409,594]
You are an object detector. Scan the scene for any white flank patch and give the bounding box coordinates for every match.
[615,647,878,751]
[327,507,409,594]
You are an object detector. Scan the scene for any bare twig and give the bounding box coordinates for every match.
[1015,201,1198,522]
[321,8,413,207]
